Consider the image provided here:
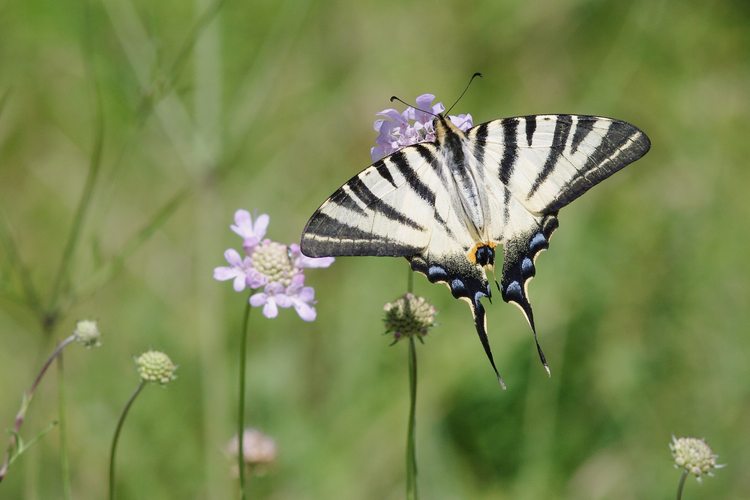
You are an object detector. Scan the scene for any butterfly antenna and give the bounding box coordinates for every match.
[389,96,438,117]
[445,72,482,115]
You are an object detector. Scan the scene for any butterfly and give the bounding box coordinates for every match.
[300,107,650,386]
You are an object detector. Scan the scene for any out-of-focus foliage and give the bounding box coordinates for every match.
[0,0,748,498]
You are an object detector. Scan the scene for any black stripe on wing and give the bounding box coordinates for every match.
[410,254,506,388]
[499,213,560,373]
[347,176,425,231]
[302,213,422,257]
[499,118,518,184]
[541,117,651,214]
[528,116,573,197]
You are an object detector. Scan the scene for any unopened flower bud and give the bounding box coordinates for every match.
[383,293,436,344]
[135,351,177,385]
[73,320,101,348]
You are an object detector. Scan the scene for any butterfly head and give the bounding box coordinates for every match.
[434,113,466,145]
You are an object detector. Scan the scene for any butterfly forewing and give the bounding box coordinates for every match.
[301,144,458,258]
[472,115,651,216]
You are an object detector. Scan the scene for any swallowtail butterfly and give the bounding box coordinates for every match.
[300,105,650,385]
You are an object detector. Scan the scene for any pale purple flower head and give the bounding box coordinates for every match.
[370,93,474,161]
[231,210,269,254]
[213,249,264,291]
[214,211,333,321]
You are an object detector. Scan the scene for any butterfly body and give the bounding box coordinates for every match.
[301,111,650,385]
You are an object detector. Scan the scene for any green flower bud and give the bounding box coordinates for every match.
[73,320,101,348]
[135,350,177,385]
[383,293,436,344]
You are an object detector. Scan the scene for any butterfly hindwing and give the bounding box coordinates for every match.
[410,252,506,385]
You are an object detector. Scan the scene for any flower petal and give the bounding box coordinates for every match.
[233,273,247,292]
[224,248,243,266]
[249,293,267,307]
[231,210,254,238]
[252,214,270,240]
[297,286,315,302]
[294,302,317,321]
[262,299,278,318]
[289,244,335,269]
[213,266,236,281]
[246,269,266,289]
[274,293,293,308]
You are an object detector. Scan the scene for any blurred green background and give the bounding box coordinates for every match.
[1,0,748,498]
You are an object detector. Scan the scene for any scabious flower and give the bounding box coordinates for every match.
[384,293,437,344]
[371,93,474,161]
[670,436,724,482]
[226,427,277,476]
[231,210,269,254]
[214,210,333,321]
[135,350,177,385]
[73,319,102,348]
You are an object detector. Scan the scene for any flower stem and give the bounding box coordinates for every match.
[406,335,418,500]
[46,78,104,329]
[0,334,75,482]
[238,300,252,499]
[109,381,146,500]
[407,265,414,294]
[676,470,688,500]
[57,352,72,500]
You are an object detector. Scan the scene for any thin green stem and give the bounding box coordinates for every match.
[57,352,71,500]
[676,470,688,500]
[407,266,414,294]
[238,300,252,499]
[109,381,146,500]
[0,208,43,315]
[406,335,418,500]
[0,335,76,482]
[46,79,105,327]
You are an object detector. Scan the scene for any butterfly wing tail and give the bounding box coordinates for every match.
[499,214,559,375]
[464,294,506,389]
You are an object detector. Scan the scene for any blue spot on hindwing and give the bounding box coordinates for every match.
[451,279,465,295]
[503,280,523,302]
[428,265,448,281]
[529,232,548,253]
[521,257,535,277]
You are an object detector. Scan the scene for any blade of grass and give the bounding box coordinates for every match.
[46,80,105,327]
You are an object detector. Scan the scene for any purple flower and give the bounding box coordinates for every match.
[214,210,333,321]
[370,93,474,161]
[249,274,317,322]
[285,274,317,321]
[249,282,289,319]
[213,249,263,291]
[231,210,269,254]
